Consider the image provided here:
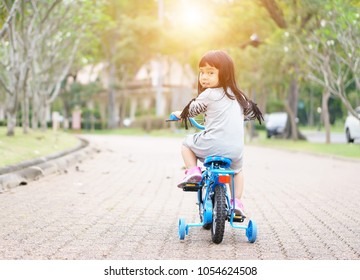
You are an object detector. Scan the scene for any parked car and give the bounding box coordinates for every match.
[264,112,288,138]
[345,106,360,143]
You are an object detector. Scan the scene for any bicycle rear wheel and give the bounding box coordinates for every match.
[211,185,227,244]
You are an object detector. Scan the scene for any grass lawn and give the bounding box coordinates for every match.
[250,130,360,160]
[0,127,80,168]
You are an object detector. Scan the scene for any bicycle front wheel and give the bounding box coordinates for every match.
[211,185,227,244]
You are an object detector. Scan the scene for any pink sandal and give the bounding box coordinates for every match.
[230,198,246,217]
[177,166,202,188]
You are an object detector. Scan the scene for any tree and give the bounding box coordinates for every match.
[0,0,94,135]
[28,2,83,131]
[298,0,360,143]
[254,0,359,141]
[0,0,41,135]
[91,0,160,128]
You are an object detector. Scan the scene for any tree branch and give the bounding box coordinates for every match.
[0,0,20,39]
[258,0,287,28]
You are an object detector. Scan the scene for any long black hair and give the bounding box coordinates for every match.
[180,50,263,127]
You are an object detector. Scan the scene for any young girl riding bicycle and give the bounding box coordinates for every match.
[172,50,263,217]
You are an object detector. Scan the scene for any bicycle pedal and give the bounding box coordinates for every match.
[232,215,245,223]
[182,183,201,192]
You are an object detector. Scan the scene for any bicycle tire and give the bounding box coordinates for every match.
[178,218,186,240]
[211,185,227,244]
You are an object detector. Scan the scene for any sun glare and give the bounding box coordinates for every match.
[182,6,203,26]
[171,1,210,29]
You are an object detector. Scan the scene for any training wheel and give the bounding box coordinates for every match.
[245,220,257,243]
[178,218,186,240]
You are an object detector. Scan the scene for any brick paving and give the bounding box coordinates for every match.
[0,135,359,260]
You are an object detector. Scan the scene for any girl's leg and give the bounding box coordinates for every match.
[177,145,202,187]
[181,145,197,168]
[233,171,244,199]
[230,171,246,216]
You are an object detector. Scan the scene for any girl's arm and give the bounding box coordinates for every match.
[181,90,210,118]
[186,100,207,118]
[171,111,182,119]
[179,90,210,129]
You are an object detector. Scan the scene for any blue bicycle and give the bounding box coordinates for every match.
[167,114,257,244]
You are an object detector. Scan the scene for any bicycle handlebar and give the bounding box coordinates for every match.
[189,118,205,130]
[166,114,205,130]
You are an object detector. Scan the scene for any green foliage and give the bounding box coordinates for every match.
[328,97,344,124]
[347,91,360,107]
[88,0,160,79]
[61,81,103,110]
[115,14,162,76]
[266,100,285,113]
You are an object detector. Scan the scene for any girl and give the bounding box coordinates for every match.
[172,50,263,216]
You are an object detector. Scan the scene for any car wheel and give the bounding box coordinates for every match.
[346,128,354,143]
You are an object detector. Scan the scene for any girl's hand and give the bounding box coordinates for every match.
[172,111,182,120]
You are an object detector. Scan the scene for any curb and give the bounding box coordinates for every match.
[0,137,100,193]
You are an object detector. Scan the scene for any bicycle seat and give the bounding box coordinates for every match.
[204,156,232,168]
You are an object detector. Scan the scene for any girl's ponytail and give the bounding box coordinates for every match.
[180,98,196,129]
[227,85,264,125]
[243,99,264,124]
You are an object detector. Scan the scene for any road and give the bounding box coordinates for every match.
[302,130,360,144]
[0,135,359,260]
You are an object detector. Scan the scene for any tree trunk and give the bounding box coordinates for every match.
[288,76,299,140]
[6,111,16,136]
[308,89,314,126]
[22,95,30,134]
[31,93,39,130]
[119,94,127,128]
[107,61,117,129]
[322,90,331,144]
[40,96,48,132]
[283,74,306,140]
[5,93,18,136]
[284,102,297,140]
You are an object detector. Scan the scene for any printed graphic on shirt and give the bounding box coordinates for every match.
[188,101,207,117]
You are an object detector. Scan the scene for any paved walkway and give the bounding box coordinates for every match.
[0,135,359,260]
